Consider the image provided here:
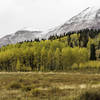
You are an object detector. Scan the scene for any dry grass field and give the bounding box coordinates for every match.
[0,72,100,100]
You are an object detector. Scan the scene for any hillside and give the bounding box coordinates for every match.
[0,29,100,72]
[1,7,100,47]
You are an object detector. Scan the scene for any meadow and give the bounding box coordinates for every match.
[0,72,100,100]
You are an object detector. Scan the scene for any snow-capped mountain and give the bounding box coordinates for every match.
[43,6,100,37]
[0,6,100,47]
[0,30,43,47]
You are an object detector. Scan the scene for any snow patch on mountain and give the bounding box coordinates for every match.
[0,6,100,47]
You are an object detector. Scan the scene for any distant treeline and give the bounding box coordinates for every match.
[0,28,100,71]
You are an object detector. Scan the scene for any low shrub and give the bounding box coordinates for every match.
[22,85,36,92]
[31,88,41,97]
[7,82,22,90]
[76,89,100,100]
[49,87,61,96]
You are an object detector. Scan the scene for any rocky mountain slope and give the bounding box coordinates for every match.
[0,6,100,47]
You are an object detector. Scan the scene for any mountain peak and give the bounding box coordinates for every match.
[21,26,43,32]
[67,6,100,24]
[1,7,100,47]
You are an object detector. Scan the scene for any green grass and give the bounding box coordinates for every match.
[0,72,100,100]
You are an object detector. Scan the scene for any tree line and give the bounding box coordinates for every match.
[0,28,100,71]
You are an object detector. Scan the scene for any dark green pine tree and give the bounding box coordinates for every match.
[67,34,71,46]
[90,44,96,60]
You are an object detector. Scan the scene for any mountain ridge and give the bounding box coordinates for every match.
[0,6,100,47]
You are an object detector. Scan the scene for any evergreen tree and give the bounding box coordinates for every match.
[90,44,96,60]
[67,35,71,46]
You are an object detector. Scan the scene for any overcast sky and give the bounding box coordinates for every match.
[0,0,100,37]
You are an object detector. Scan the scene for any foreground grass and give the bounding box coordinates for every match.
[0,72,100,100]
